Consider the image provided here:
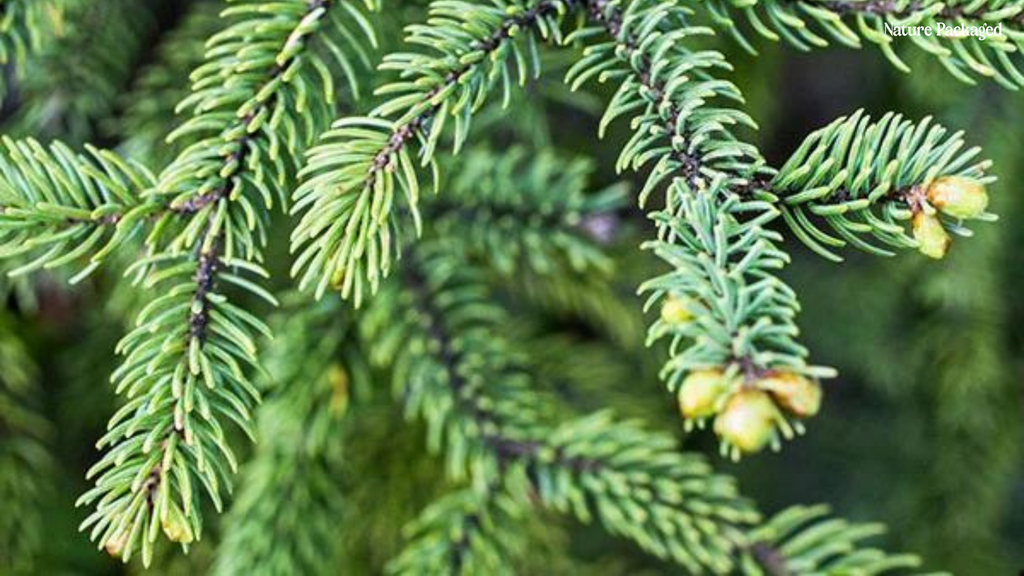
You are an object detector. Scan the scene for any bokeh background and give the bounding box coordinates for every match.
[2,0,1022,573]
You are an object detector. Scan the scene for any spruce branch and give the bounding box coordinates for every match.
[0,137,153,281]
[362,241,760,572]
[570,0,834,455]
[77,0,380,564]
[642,188,814,447]
[766,109,995,261]
[740,505,921,574]
[367,236,918,573]
[367,241,550,478]
[290,0,579,303]
[569,0,1000,455]
[705,0,1024,88]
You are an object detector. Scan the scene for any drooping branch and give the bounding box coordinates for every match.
[364,245,757,572]
[367,237,917,574]
[77,0,380,563]
[568,0,827,455]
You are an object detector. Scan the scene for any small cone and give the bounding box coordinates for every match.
[162,503,194,544]
[760,372,822,417]
[927,176,988,220]
[678,369,729,419]
[912,212,951,259]
[104,532,127,558]
[660,295,693,325]
[714,389,778,454]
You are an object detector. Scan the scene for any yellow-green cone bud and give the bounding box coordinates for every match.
[759,372,822,418]
[161,503,194,544]
[714,390,778,454]
[912,212,951,259]
[104,532,127,558]
[927,176,988,220]
[678,369,729,418]
[328,363,350,416]
[660,295,693,325]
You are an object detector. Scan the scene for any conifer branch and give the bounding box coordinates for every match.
[705,0,1024,88]
[570,0,834,455]
[0,137,152,281]
[367,237,917,573]
[291,0,578,303]
[569,0,998,454]
[766,109,995,260]
[363,242,760,572]
[740,505,921,574]
[77,0,380,563]
[0,0,1007,570]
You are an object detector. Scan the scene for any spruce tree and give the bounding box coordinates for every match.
[0,0,1020,573]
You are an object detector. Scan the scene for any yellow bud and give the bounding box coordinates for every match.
[759,372,821,418]
[912,212,951,259]
[678,369,729,419]
[161,504,194,544]
[104,532,127,558]
[330,264,347,290]
[327,363,349,416]
[714,390,778,454]
[660,295,693,325]
[927,176,988,220]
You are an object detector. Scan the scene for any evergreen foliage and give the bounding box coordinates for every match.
[76,0,380,564]
[0,137,152,280]
[212,298,358,575]
[0,0,1019,572]
[0,316,52,572]
[116,2,226,168]
[4,0,166,142]
[0,0,51,104]
[706,0,1024,88]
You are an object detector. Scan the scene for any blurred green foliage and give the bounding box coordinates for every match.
[0,0,1020,573]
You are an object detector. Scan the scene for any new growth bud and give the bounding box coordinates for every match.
[912,212,951,259]
[660,294,693,325]
[104,532,127,558]
[328,363,349,416]
[927,176,988,220]
[678,369,729,418]
[161,503,194,544]
[714,389,778,454]
[759,372,821,418]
